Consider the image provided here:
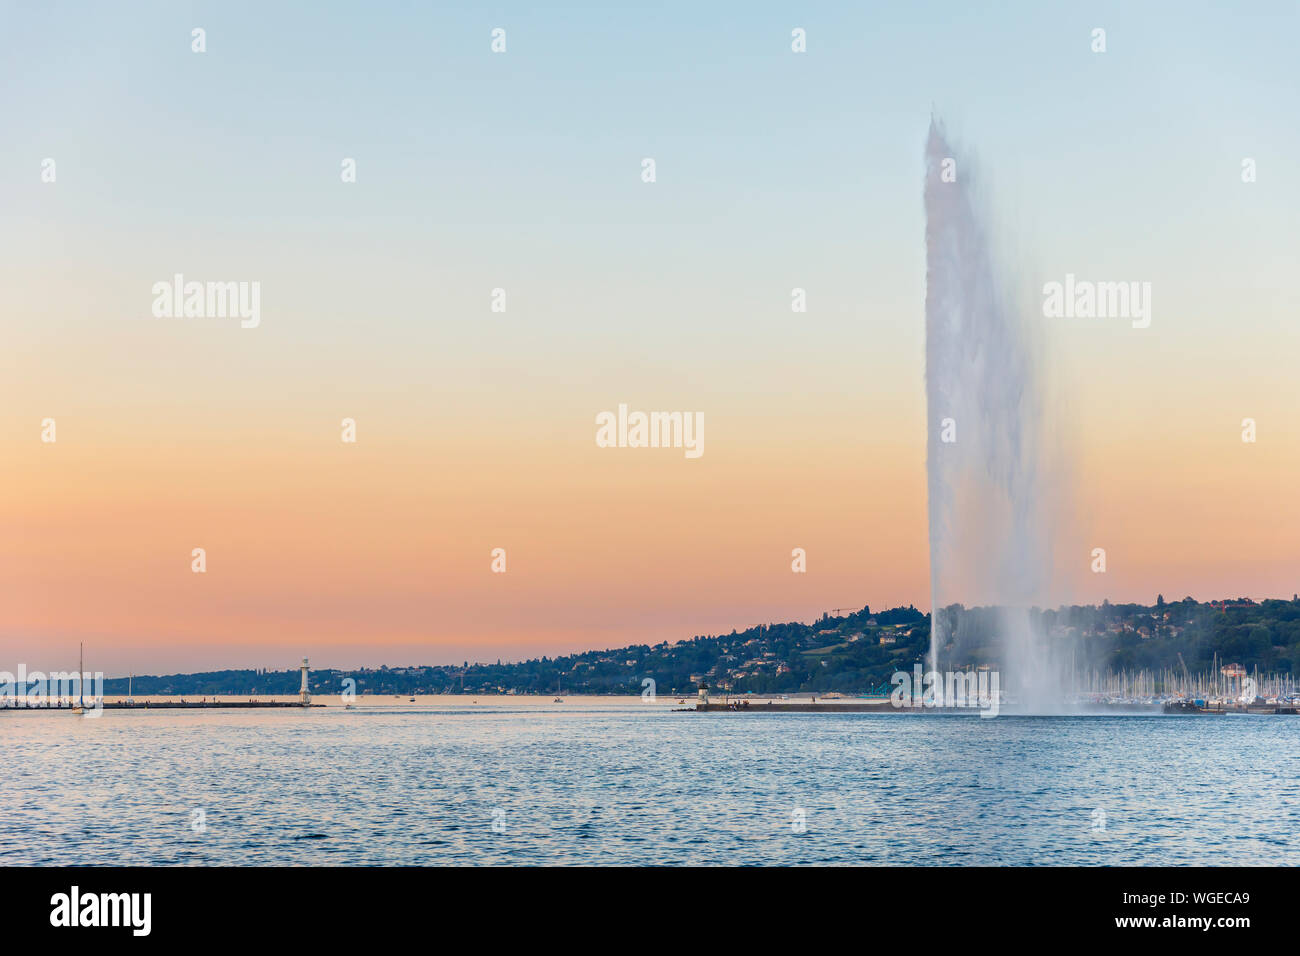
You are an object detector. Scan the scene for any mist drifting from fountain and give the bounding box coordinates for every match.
[924,118,1071,714]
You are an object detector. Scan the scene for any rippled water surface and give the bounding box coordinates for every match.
[3,697,1296,865]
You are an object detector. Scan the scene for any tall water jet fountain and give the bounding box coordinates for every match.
[924,118,1070,713]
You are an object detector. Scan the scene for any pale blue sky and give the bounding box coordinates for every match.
[4,0,1296,449]
[5,0,1295,238]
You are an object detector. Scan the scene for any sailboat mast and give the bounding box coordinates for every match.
[79,641,85,708]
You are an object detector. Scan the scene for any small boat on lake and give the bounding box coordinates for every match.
[70,642,86,715]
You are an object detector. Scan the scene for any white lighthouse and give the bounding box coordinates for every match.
[299,658,310,704]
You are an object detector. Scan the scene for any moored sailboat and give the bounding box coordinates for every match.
[70,642,86,715]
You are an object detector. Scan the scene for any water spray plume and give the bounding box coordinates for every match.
[924,117,1069,713]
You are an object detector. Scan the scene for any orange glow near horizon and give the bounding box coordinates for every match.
[3,378,1297,674]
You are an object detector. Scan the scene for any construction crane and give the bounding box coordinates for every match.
[827,606,865,617]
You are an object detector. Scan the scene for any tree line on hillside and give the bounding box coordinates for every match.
[98,596,1300,697]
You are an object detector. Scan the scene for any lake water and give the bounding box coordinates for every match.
[4,696,1296,865]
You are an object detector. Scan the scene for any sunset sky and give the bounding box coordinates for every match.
[2,1,1297,673]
